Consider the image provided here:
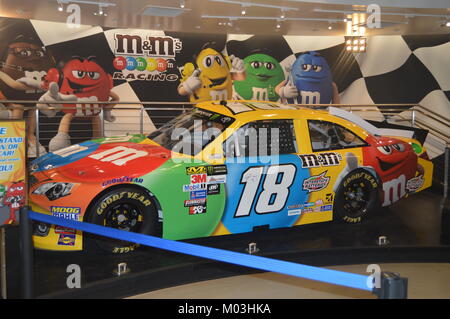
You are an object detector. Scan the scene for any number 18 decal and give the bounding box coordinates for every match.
[235,164,296,217]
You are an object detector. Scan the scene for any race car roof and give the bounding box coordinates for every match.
[196,100,323,118]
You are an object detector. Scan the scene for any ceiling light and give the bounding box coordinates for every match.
[180,0,185,8]
[446,21,450,26]
[276,23,281,29]
[328,25,332,30]
[345,36,366,53]
[241,8,246,15]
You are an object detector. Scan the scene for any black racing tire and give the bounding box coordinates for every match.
[85,186,162,254]
[334,169,380,223]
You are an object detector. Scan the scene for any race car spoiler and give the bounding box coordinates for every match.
[328,107,428,144]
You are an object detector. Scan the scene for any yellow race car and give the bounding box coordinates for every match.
[29,101,433,253]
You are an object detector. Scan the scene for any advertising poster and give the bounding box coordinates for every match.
[0,120,26,225]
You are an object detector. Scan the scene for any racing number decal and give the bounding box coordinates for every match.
[234,164,296,217]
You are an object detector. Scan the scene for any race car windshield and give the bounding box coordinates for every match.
[148,108,234,156]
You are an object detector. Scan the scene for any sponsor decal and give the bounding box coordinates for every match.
[190,190,207,199]
[207,183,220,195]
[288,209,302,216]
[320,204,333,211]
[302,171,330,192]
[51,207,79,234]
[206,165,228,176]
[288,203,302,210]
[54,226,76,235]
[207,175,227,184]
[50,206,81,214]
[304,202,315,208]
[315,199,324,206]
[298,153,342,168]
[102,176,144,187]
[186,166,207,175]
[184,198,207,207]
[189,204,207,215]
[343,171,378,189]
[57,234,76,246]
[325,193,334,204]
[183,183,207,192]
[406,175,424,192]
[51,206,80,221]
[190,174,207,184]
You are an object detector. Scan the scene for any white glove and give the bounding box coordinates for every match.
[229,55,245,73]
[16,76,42,90]
[17,70,46,90]
[37,82,77,117]
[279,82,298,99]
[0,108,12,119]
[182,69,202,95]
[104,109,116,122]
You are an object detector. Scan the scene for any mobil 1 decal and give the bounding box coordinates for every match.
[222,154,309,233]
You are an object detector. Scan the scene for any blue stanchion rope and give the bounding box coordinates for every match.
[29,210,373,291]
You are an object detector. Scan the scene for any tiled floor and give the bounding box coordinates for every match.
[128,263,450,299]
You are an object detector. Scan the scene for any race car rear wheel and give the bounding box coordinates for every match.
[334,169,380,223]
[86,186,162,254]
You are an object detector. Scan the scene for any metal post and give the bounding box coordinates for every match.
[35,109,40,158]
[140,107,144,135]
[100,110,105,138]
[373,272,408,299]
[19,206,34,299]
[444,146,449,201]
[411,108,416,127]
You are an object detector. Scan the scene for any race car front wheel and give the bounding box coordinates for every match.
[86,186,162,254]
[333,169,380,223]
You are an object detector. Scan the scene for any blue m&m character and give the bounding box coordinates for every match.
[276,51,340,105]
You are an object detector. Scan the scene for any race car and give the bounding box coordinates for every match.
[29,101,433,253]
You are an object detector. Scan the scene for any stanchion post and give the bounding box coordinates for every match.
[373,272,408,299]
[19,206,34,299]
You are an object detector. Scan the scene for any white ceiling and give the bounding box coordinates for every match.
[0,0,449,35]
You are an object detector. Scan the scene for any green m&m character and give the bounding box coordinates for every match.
[234,53,285,101]
[0,184,6,207]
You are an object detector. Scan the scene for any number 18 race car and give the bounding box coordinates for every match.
[29,101,433,253]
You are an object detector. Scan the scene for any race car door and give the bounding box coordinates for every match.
[221,119,310,234]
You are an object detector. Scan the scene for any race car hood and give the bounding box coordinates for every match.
[30,137,172,182]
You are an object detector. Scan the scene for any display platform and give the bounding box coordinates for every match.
[4,190,450,299]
